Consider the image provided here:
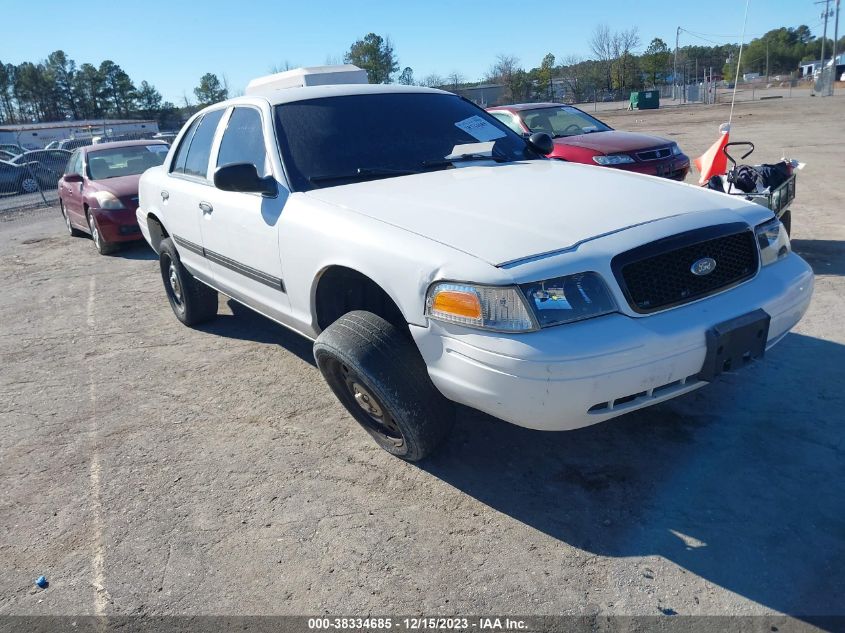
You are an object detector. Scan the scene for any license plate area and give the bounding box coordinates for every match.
[698,309,771,381]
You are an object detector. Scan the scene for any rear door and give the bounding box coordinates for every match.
[199,105,290,320]
[161,109,225,283]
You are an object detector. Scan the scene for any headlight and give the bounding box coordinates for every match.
[92,191,124,209]
[671,143,683,156]
[425,282,537,332]
[755,217,790,266]
[593,154,635,165]
[425,272,618,332]
[520,272,617,327]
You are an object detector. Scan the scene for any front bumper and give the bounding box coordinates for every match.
[612,155,690,181]
[92,208,142,242]
[411,253,813,431]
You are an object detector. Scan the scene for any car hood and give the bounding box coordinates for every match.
[88,174,141,197]
[305,161,755,266]
[556,130,672,154]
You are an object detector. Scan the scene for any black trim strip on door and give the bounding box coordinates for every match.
[172,234,285,293]
[173,234,204,257]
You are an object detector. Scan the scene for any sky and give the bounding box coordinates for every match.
[1,0,829,103]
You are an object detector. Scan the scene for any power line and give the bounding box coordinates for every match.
[680,30,734,46]
[680,27,764,41]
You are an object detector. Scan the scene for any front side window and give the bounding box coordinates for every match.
[216,107,269,176]
[274,93,538,191]
[183,109,224,179]
[520,106,612,138]
[85,145,168,180]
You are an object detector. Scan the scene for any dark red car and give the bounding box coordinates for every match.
[487,103,690,181]
[58,140,169,254]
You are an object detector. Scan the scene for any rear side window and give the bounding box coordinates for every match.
[216,107,269,176]
[170,117,201,175]
[183,109,224,179]
[490,112,523,134]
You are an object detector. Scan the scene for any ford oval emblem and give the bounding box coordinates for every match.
[691,257,717,276]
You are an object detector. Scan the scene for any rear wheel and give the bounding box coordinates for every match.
[314,311,454,462]
[88,212,119,255]
[18,176,39,194]
[158,237,218,326]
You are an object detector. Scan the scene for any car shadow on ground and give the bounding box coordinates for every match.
[115,240,158,261]
[422,332,845,618]
[197,299,316,366]
[791,239,845,276]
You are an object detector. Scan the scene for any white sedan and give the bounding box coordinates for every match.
[137,65,813,461]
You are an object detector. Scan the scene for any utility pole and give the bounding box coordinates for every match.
[674,26,680,101]
[765,40,769,81]
[833,0,841,95]
[817,0,833,93]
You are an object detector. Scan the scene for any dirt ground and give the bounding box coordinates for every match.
[1,96,843,623]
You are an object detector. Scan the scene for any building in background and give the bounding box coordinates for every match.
[0,119,159,150]
[800,60,823,77]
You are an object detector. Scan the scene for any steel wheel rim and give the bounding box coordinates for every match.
[88,215,100,248]
[21,178,38,193]
[338,362,404,448]
[166,260,183,307]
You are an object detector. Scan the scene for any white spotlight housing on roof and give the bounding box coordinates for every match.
[245,65,369,96]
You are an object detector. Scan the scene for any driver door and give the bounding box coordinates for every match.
[61,150,85,227]
[199,105,290,321]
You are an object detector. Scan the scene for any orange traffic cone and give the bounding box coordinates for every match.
[694,123,730,185]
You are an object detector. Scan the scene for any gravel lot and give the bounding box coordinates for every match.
[1,96,843,623]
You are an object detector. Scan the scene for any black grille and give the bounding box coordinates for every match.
[636,146,672,161]
[612,224,759,313]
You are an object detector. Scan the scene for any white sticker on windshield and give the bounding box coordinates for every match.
[146,145,169,154]
[454,116,507,142]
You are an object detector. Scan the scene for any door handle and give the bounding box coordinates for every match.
[199,201,213,214]
[160,190,169,200]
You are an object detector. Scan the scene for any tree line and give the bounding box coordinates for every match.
[0,51,231,128]
[2,23,842,127]
[345,24,843,104]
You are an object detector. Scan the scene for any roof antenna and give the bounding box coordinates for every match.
[728,0,751,126]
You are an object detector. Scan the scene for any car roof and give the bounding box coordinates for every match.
[225,82,450,108]
[488,103,571,112]
[82,139,167,153]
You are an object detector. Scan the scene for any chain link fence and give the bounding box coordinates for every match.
[1,131,167,215]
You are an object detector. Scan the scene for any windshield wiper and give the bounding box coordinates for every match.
[421,153,514,170]
[309,167,420,184]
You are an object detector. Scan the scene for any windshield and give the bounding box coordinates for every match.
[520,106,612,138]
[274,93,538,191]
[86,145,168,180]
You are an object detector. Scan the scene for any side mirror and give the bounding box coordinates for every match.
[63,172,83,183]
[214,163,276,196]
[526,132,554,156]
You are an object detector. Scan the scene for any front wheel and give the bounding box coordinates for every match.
[61,202,84,237]
[314,311,454,462]
[158,237,218,326]
[88,213,119,255]
[780,209,792,236]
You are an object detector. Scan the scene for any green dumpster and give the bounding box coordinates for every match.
[629,90,660,110]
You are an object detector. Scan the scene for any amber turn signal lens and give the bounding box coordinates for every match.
[431,290,483,320]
